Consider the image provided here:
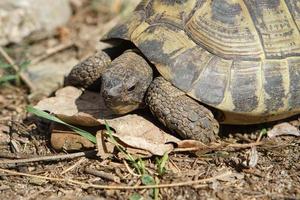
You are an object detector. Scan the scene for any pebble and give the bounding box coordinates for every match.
[0,131,10,145]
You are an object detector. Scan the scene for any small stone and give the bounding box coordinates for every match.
[27,166,36,172]
[0,0,71,45]
[0,132,10,145]
[51,132,95,151]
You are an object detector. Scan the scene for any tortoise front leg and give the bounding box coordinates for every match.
[146,77,219,143]
[66,51,111,89]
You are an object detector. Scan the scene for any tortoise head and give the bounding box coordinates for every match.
[101,51,153,114]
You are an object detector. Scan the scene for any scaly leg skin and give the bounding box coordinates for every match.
[146,77,219,143]
[66,51,111,89]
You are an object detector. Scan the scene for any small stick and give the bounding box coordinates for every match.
[225,141,265,149]
[256,130,266,143]
[85,167,121,183]
[0,152,27,159]
[0,150,96,165]
[0,47,36,91]
[0,168,232,190]
[61,157,87,175]
[30,42,74,65]
[173,141,265,152]
[123,160,140,177]
[168,158,181,173]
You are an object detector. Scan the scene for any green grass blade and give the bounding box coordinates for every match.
[26,105,96,143]
[156,152,169,176]
[141,174,158,199]
[104,121,145,175]
[129,193,143,200]
[0,63,12,69]
[19,60,31,70]
[0,75,17,83]
[141,174,155,185]
[104,121,134,161]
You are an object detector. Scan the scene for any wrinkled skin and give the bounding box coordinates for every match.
[101,51,153,114]
[67,49,219,142]
[67,50,153,114]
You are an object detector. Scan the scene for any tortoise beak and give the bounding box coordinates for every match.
[108,104,140,114]
[102,88,140,114]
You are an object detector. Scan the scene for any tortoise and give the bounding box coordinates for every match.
[67,0,300,143]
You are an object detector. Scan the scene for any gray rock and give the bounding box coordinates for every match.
[27,55,78,97]
[0,0,71,45]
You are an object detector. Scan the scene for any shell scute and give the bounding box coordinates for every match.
[102,0,300,123]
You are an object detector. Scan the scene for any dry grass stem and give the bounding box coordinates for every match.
[31,42,74,65]
[61,157,87,175]
[85,167,121,183]
[0,47,36,91]
[0,150,96,165]
[0,168,232,190]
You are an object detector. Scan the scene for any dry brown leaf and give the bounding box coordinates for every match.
[115,135,172,156]
[176,140,209,149]
[96,131,113,159]
[102,115,179,156]
[35,86,181,155]
[117,147,152,159]
[35,86,115,126]
[175,140,221,155]
[267,122,300,138]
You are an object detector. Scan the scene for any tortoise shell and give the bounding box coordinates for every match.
[102,0,300,124]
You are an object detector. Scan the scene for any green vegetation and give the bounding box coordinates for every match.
[0,59,30,86]
[27,105,169,199]
[26,106,97,143]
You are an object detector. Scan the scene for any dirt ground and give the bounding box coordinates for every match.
[0,1,299,200]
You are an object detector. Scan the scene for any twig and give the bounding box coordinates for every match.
[61,157,87,175]
[0,150,96,165]
[0,168,232,190]
[168,158,181,173]
[85,167,120,183]
[226,141,265,149]
[171,157,207,164]
[0,152,27,159]
[30,42,74,65]
[173,147,209,152]
[123,160,140,177]
[256,130,266,143]
[173,141,265,152]
[0,47,36,91]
